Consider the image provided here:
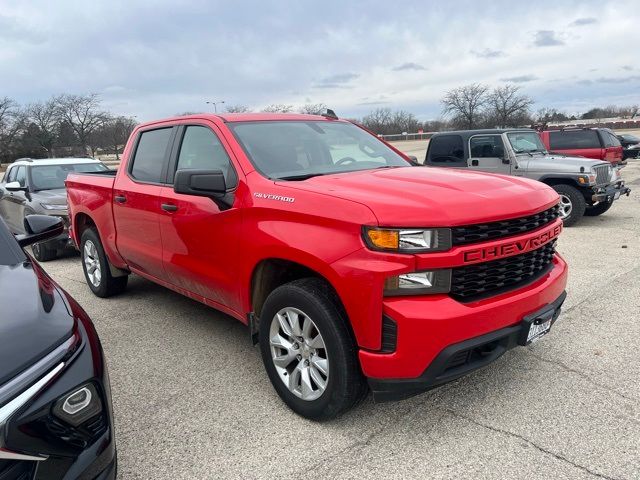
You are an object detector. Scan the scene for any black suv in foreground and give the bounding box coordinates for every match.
[0,216,116,479]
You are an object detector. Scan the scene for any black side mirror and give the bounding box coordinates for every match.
[501,157,511,164]
[16,215,64,247]
[174,169,227,197]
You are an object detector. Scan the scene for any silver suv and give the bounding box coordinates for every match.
[0,158,109,260]
[424,129,630,226]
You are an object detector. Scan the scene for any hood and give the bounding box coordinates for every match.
[32,188,68,206]
[0,261,74,385]
[520,154,608,172]
[280,166,559,226]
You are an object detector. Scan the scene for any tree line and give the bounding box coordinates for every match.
[0,94,136,164]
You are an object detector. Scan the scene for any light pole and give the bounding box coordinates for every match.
[206,100,225,113]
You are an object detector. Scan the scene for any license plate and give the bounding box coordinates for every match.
[614,191,621,200]
[526,317,552,343]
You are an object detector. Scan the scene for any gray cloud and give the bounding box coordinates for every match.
[622,65,634,71]
[500,74,539,83]
[471,48,505,58]
[313,73,359,89]
[392,62,426,71]
[570,17,597,26]
[533,30,564,47]
[595,75,640,84]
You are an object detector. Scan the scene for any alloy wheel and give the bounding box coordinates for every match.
[269,307,329,401]
[559,194,572,219]
[83,240,102,287]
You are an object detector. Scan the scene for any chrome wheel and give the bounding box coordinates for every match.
[559,194,573,219]
[83,240,101,287]
[269,307,329,401]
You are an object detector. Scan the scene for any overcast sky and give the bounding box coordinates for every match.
[1,0,638,121]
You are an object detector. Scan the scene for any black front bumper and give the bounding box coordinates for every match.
[592,182,631,203]
[368,291,567,402]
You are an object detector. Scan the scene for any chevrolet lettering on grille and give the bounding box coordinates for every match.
[463,223,562,263]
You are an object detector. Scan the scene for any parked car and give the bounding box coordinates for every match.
[538,127,624,165]
[424,129,630,226]
[0,158,109,261]
[616,133,640,160]
[0,215,116,479]
[67,113,568,420]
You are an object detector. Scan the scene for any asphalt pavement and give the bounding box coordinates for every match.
[42,144,640,479]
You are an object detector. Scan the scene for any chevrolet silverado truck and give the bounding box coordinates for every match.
[424,129,630,226]
[67,113,568,420]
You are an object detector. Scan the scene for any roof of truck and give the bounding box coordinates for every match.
[9,158,103,167]
[431,128,535,139]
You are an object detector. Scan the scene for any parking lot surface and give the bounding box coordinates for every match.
[43,143,639,479]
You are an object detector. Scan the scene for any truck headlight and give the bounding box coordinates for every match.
[384,270,451,296]
[40,203,68,211]
[363,227,452,253]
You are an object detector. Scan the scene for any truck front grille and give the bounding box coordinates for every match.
[593,164,610,186]
[450,241,556,302]
[451,205,560,246]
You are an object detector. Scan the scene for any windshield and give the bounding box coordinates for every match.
[229,121,409,180]
[30,162,108,191]
[507,132,547,154]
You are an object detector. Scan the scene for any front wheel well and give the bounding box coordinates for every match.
[540,177,579,188]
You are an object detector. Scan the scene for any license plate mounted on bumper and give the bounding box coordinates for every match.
[518,302,561,346]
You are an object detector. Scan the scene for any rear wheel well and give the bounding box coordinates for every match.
[74,213,96,241]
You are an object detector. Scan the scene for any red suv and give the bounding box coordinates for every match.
[538,127,624,165]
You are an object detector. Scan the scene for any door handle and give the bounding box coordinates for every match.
[114,195,127,204]
[161,203,178,212]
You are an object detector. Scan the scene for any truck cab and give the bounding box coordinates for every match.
[424,129,630,226]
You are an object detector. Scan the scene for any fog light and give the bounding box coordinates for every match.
[53,384,102,427]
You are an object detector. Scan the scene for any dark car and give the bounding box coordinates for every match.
[0,158,109,262]
[0,215,116,479]
[616,133,640,160]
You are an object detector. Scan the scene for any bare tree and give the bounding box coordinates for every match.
[361,108,393,134]
[535,107,569,123]
[441,83,489,129]
[26,99,59,157]
[93,116,137,160]
[298,103,328,115]
[486,85,534,127]
[0,97,26,162]
[225,105,250,113]
[55,94,108,154]
[262,104,294,113]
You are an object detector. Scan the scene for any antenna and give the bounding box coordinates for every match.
[322,109,338,120]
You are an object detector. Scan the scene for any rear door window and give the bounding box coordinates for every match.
[129,128,174,183]
[15,166,27,187]
[549,130,601,149]
[428,135,465,165]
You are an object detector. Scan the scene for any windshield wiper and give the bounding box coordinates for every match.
[276,173,326,181]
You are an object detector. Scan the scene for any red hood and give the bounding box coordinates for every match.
[280,167,559,227]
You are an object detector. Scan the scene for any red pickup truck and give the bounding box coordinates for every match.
[67,113,568,419]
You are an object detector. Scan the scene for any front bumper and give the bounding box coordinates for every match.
[359,253,568,399]
[0,290,116,480]
[592,182,631,203]
[369,291,566,401]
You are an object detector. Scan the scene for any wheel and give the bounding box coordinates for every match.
[584,199,613,217]
[31,242,58,262]
[80,228,128,297]
[552,184,586,227]
[259,278,367,420]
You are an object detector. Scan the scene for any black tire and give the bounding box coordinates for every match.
[584,199,613,217]
[80,227,128,297]
[259,277,367,420]
[31,242,58,262]
[552,184,586,227]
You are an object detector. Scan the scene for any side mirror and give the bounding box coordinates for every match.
[174,169,227,197]
[15,215,64,247]
[501,157,511,164]
[5,181,26,192]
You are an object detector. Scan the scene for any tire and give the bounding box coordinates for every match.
[259,277,367,420]
[552,184,586,227]
[584,199,613,217]
[31,242,58,262]
[80,227,128,297]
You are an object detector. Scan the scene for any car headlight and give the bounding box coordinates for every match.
[40,203,68,211]
[363,227,452,253]
[384,269,451,296]
[577,174,596,185]
[610,167,621,182]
